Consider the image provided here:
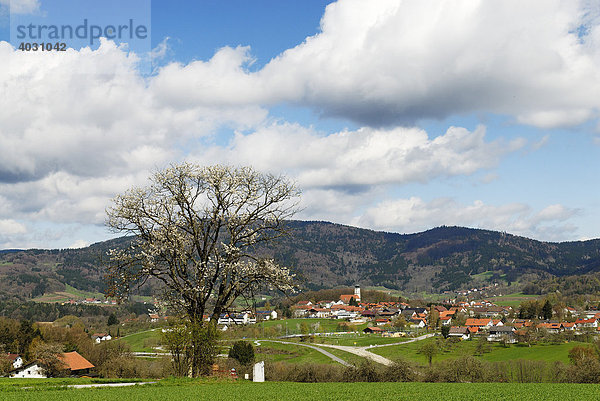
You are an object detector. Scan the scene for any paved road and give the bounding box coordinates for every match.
[132,352,170,358]
[368,333,435,348]
[256,340,352,367]
[280,333,435,366]
[316,343,394,366]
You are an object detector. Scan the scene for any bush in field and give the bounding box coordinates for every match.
[568,345,597,365]
[441,325,450,338]
[383,359,415,382]
[343,360,383,382]
[418,341,439,366]
[265,362,344,382]
[229,340,255,366]
[568,358,600,383]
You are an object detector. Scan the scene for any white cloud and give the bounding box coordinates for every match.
[0,0,595,247]
[148,0,600,128]
[197,123,523,189]
[355,197,579,241]
[0,219,26,235]
[1,0,40,14]
[0,219,27,249]
[0,39,271,235]
[262,0,600,127]
[68,239,90,249]
[531,135,550,151]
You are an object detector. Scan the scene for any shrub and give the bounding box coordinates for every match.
[228,340,255,366]
[383,359,415,382]
[343,360,384,382]
[264,362,344,382]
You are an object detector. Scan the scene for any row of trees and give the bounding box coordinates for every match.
[264,355,600,383]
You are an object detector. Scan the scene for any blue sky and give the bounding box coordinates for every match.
[0,0,599,248]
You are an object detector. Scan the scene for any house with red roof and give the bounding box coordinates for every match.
[58,351,95,376]
[363,326,385,334]
[574,318,598,328]
[3,353,23,369]
[10,351,94,378]
[448,326,470,340]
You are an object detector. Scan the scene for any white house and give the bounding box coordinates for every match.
[256,310,278,320]
[448,326,470,340]
[217,312,256,325]
[487,326,516,343]
[4,354,23,369]
[92,333,112,344]
[335,310,359,320]
[10,362,46,378]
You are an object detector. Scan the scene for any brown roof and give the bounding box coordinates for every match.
[3,353,19,361]
[363,326,385,332]
[465,318,491,327]
[449,326,468,334]
[59,351,95,371]
[340,294,359,303]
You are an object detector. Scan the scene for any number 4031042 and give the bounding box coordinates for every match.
[18,42,67,51]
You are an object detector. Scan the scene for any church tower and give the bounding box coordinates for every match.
[354,285,361,301]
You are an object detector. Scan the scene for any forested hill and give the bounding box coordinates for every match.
[1,221,600,299]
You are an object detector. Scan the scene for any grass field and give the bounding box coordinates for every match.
[255,341,337,365]
[32,284,108,304]
[119,329,162,352]
[313,334,408,347]
[1,379,599,400]
[491,292,539,307]
[371,337,586,365]
[258,318,366,334]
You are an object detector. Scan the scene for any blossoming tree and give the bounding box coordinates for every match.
[105,163,299,375]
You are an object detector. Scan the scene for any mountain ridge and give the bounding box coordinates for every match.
[1,221,599,299]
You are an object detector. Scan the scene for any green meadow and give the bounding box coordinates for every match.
[371,337,586,365]
[1,379,599,401]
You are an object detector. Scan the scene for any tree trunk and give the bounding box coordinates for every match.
[188,319,218,377]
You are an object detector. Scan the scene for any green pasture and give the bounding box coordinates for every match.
[254,341,337,365]
[1,379,599,401]
[258,318,366,334]
[491,292,539,307]
[371,337,587,365]
[120,329,161,352]
[32,284,108,304]
[313,334,409,347]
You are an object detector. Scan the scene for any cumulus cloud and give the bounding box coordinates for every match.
[0,219,26,235]
[197,123,524,189]
[0,39,270,225]
[0,0,593,247]
[0,219,27,249]
[265,0,600,127]
[149,0,600,128]
[355,197,579,241]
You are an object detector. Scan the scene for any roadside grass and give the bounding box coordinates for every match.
[319,347,366,366]
[1,379,600,401]
[371,337,587,365]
